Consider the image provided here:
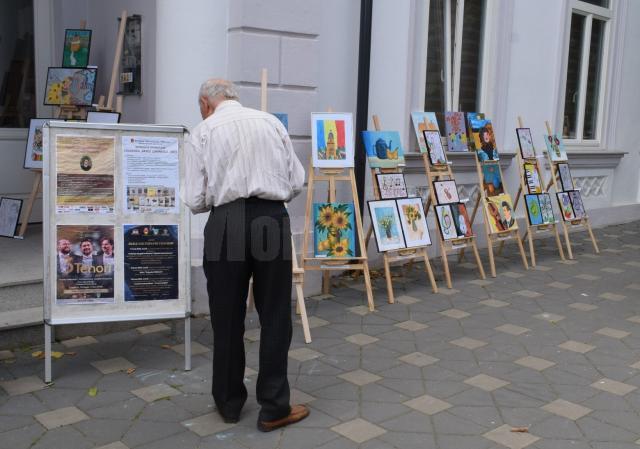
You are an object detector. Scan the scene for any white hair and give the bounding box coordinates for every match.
[198,79,239,102]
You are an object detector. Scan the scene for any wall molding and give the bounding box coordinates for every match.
[542,150,627,170]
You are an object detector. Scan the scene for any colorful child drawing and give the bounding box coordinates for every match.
[411,112,439,153]
[362,131,404,168]
[445,112,469,152]
[316,120,346,160]
[314,203,355,257]
[45,68,97,106]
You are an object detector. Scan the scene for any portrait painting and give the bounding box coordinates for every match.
[435,204,458,240]
[516,128,536,159]
[368,200,406,252]
[469,116,499,162]
[376,173,408,199]
[423,130,447,165]
[481,162,504,197]
[362,130,405,168]
[556,192,576,221]
[397,197,431,247]
[62,29,92,68]
[445,111,469,152]
[465,112,485,151]
[411,111,440,153]
[524,163,542,194]
[450,202,473,238]
[433,180,460,205]
[544,134,568,162]
[525,194,543,226]
[311,113,354,168]
[485,193,518,233]
[313,203,356,257]
[44,67,97,106]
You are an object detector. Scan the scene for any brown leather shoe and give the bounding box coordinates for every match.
[257,404,310,432]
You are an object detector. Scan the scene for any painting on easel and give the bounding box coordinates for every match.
[485,194,518,233]
[24,118,52,169]
[481,163,504,197]
[544,134,568,162]
[516,128,536,159]
[362,131,405,168]
[538,193,555,224]
[445,112,469,152]
[313,203,355,257]
[411,112,440,153]
[435,204,458,240]
[311,113,354,168]
[368,200,405,252]
[451,203,473,238]
[557,192,576,221]
[469,116,499,162]
[423,130,447,165]
[62,29,92,68]
[525,194,543,226]
[44,67,97,106]
[568,191,587,219]
[397,197,431,247]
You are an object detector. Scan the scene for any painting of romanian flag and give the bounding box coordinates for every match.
[311,113,354,168]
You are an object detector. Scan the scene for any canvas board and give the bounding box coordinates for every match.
[87,111,121,124]
[62,29,92,68]
[557,192,576,221]
[435,204,458,240]
[538,193,555,224]
[362,130,405,168]
[376,173,408,199]
[481,162,504,197]
[569,190,587,219]
[433,180,460,205]
[516,128,536,159]
[525,194,543,226]
[0,197,23,238]
[450,202,473,238]
[313,202,356,257]
[468,116,499,162]
[558,163,574,191]
[544,134,568,162]
[485,193,518,233]
[423,130,447,165]
[311,113,354,168]
[524,163,542,194]
[397,197,431,247]
[44,67,97,106]
[411,112,440,153]
[368,200,405,252]
[24,118,53,169]
[445,112,469,152]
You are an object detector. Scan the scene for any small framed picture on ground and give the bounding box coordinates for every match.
[0,197,23,238]
[86,111,121,124]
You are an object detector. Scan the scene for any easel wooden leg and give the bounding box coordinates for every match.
[553,224,566,260]
[459,192,482,263]
[422,249,438,293]
[486,239,497,278]
[440,244,453,289]
[383,254,394,304]
[295,283,312,343]
[362,261,375,311]
[562,222,574,259]
[527,230,536,267]
[18,171,42,237]
[516,232,530,270]
[585,220,600,253]
[322,272,331,294]
[471,241,486,279]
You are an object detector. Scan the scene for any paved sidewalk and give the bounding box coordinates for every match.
[2,222,640,448]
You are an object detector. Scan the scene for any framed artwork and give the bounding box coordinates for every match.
[569,190,587,219]
[24,118,52,169]
[538,193,555,224]
[544,134,568,162]
[119,15,142,95]
[481,162,504,197]
[423,130,447,165]
[313,203,356,257]
[397,198,431,247]
[469,116,499,162]
[0,198,23,238]
[556,192,576,221]
[524,163,542,194]
[435,204,458,240]
[525,194,543,226]
[362,130,405,168]
[368,200,406,252]
[558,163,574,191]
[450,202,473,238]
[411,111,440,153]
[445,112,469,152]
[485,193,518,233]
[44,67,97,106]
[62,29,92,68]
[311,113,354,168]
[271,113,288,130]
[433,180,460,204]
[86,111,121,124]
[465,112,485,151]
[516,128,536,159]
[376,173,408,199]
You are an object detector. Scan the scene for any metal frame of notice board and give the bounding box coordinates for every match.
[43,121,191,382]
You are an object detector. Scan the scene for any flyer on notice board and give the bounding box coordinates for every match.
[124,224,179,301]
[122,136,179,214]
[56,135,115,214]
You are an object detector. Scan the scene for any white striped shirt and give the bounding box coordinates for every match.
[182,100,305,212]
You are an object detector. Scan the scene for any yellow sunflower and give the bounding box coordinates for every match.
[332,210,349,230]
[331,239,350,257]
[318,205,334,228]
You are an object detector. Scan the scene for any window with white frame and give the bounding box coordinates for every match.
[424,0,486,127]
[561,0,611,143]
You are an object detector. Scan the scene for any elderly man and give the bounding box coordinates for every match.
[183,79,307,431]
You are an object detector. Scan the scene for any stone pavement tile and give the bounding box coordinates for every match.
[32,386,87,410]
[559,340,596,354]
[30,426,94,449]
[399,352,438,367]
[601,267,624,273]
[181,412,235,437]
[534,312,565,322]
[577,415,639,443]
[483,424,540,449]
[440,308,471,319]
[360,401,409,424]
[569,302,598,311]
[288,347,322,362]
[627,316,640,324]
[591,378,637,396]
[515,290,543,298]
[0,349,15,360]
[34,406,89,429]
[134,431,201,449]
[394,295,420,304]
[73,419,132,447]
[86,397,146,421]
[495,324,530,336]
[575,273,601,280]
[310,293,335,300]
[95,443,130,449]
[468,279,494,286]
[548,281,572,289]
[136,323,170,334]
[0,393,49,417]
[291,388,316,404]
[599,292,627,301]
[515,356,555,371]
[596,327,631,339]
[502,271,525,279]
[394,320,428,331]
[625,283,640,291]
[448,404,502,429]
[90,357,136,375]
[541,398,592,420]
[338,369,381,386]
[480,299,510,308]
[331,418,386,444]
[348,305,370,316]
[121,420,185,448]
[436,435,493,449]
[437,288,461,296]
[130,383,181,402]
[0,375,46,396]
[625,261,640,268]
[244,328,261,341]
[404,394,452,415]
[345,333,379,345]
[533,265,552,271]
[557,259,578,265]
[171,341,209,356]
[298,316,330,328]
[0,414,35,433]
[450,337,487,350]
[464,374,509,392]
[61,336,99,348]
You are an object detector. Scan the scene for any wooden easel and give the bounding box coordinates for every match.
[302,118,375,310]
[422,134,486,288]
[509,117,565,266]
[251,69,311,343]
[544,121,599,259]
[362,115,438,302]
[469,132,529,277]
[95,10,127,114]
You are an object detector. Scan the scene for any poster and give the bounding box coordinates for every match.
[56,135,115,214]
[122,136,179,214]
[56,225,115,304]
[124,224,179,301]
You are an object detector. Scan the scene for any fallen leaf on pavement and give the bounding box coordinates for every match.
[88,387,98,397]
[31,351,44,359]
[161,344,171,349]
[51,351,64,359]
[126,368,136,374]
[511,427,529,433]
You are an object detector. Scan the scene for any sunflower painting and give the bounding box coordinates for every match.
[313,203,356,258]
